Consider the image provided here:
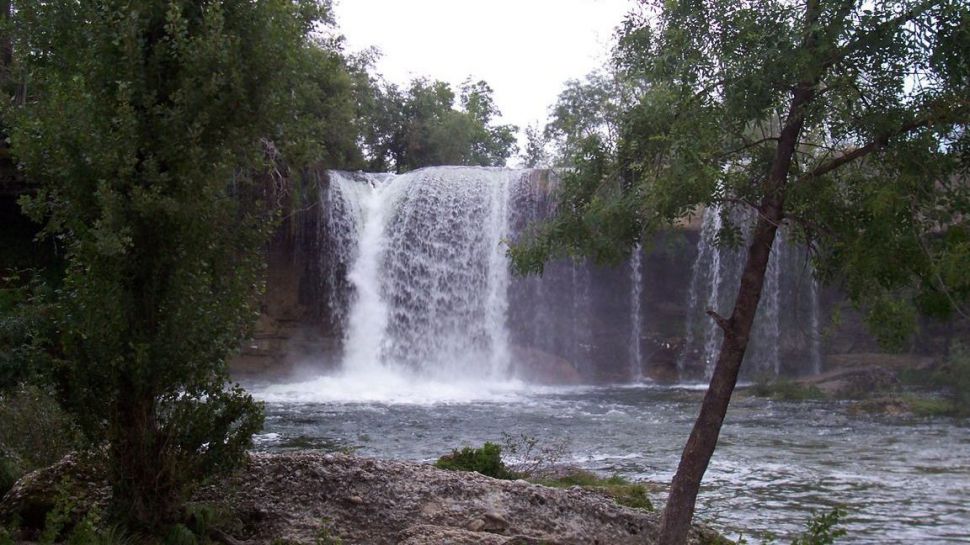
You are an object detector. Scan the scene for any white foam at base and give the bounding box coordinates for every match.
[252,368,534,405]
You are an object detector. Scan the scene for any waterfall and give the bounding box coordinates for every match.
[308,167,645,392]
[338,167,515,379]
[629,244,644,381]
[755,234,784,376]
[320,172,374,335]
[266,167,827,400]
[681,207,726,379]
[810,278,823,375]
[681,206,823,381]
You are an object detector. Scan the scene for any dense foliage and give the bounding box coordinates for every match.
[434,442,517,480]
[518,1,970,341]
[4,0,345,530]
[513,1,969,544]
[354,69,518,172]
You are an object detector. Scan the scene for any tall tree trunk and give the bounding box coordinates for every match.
[655,30,822,545]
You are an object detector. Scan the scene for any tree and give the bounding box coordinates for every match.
[7,0,336,532]
[512,1,970,544]
[521,123,550,168]
[544,71,626,166]
[353,72,518,172]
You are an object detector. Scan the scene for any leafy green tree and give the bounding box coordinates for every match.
[512,1,969,544]
[287,41,367,171]
[6,0,336,532]
[521,123,550,168]
[544,71,626,165]
[348,51,408,172]
[459,78,519,166]
[354,73,518,172]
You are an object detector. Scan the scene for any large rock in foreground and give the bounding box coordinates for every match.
[196,452,722,545]
[4,452,722,544]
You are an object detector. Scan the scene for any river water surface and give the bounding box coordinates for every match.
[248,383,970,544]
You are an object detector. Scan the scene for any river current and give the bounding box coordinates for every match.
[247,383,970,544]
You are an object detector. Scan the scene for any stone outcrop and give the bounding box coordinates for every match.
[2,452,724,545]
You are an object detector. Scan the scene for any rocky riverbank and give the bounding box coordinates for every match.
[2,452,725,545]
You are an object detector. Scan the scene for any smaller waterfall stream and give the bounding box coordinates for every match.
[681,206,823,380]
[340,173,393,375]
[629,244,644,381]
[809,278,823,375]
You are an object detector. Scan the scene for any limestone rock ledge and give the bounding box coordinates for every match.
[3,452,724,545]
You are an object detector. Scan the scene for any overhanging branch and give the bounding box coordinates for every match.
[799,100,969,182]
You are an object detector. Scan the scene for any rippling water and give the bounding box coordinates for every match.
[246,382,970,544]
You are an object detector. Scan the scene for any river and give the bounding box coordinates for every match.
[247,382,970,544]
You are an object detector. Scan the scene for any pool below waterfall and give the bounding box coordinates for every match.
[246,382,970,544]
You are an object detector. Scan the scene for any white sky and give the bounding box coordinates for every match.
[333,0,634,157]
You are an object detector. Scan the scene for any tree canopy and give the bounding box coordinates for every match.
[5,0,344,530]
[354,71,519,173]
[511,1,969,544]
[516,0,970,341]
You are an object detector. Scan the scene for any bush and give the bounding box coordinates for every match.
[0,273,58,392]
[534,470,654,511]
[790,508,847,545]
[500,432,569,479]
[737,508,847,545]
[0,456,19,500]
[0,385,81,497]
[434,442,517,480]
[893,344,970,417]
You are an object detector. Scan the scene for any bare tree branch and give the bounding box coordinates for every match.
[705,309,732,334]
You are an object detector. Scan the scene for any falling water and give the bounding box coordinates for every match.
[681,206,822,380]
[341,167,515,379]
[810,278,823,374]
[681,207,727,379]
[277,168,825,395]
[629,244,644,381]
[759,235,784,376]
[320,172,375,334]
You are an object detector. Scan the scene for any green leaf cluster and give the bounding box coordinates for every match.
[352,71,518,173]
[434,442,517,480]
[515,0,970,346]
[2,0,344,531]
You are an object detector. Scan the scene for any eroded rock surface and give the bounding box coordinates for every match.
[195,452,722,544]
[4,452,722,545]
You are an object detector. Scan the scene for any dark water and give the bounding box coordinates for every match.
[248,383,970,544]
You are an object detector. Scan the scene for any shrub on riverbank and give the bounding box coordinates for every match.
[0,385,81,497]
[434,442,517,479]
[434,441,656,512]
[533,470,654,511]
[892,344,970,417]
[932,345,970,416]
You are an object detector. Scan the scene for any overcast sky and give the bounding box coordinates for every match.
[333,0,634,157]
